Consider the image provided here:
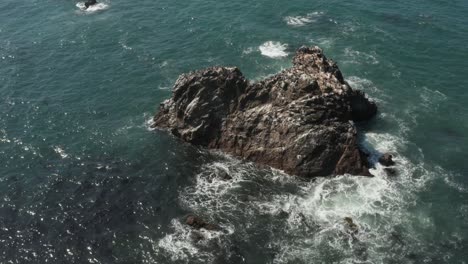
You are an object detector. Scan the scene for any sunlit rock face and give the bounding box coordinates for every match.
[154,46,377,178]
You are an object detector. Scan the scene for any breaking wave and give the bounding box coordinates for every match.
[259,41,289,58]
[156,219,233,263]
[309,37,334,49]
[76,2,109,13]
[284,12,324,26]
[343,47,379,65]
[154,125,441,263]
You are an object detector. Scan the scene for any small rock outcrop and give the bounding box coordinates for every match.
[185,215,220,231]
[379,153,395,166]
[384,167,397,176]
[153,46,377,178]
[344,217,359,235]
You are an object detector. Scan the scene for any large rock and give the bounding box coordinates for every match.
[153,46,377,178]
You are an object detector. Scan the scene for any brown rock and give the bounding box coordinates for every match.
[154,46,377,178]
[219,170,232,181]
[379,153,395,166]
[190,231,204,242]
[185,215,220,231]
[384,167,398,176]
[344,217,359,235]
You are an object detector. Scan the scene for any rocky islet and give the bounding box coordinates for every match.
[153,46,378,178]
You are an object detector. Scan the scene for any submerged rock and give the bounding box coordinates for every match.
[344,217,359,235]
[84,0,97,8]
[384,167,398,176]
[185,215,220,231]
[190,231,204,242]
[379,153,395,166]
[219,170,232,181]
[154,46,377,178]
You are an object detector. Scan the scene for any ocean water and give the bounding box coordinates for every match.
[1,0,468,263]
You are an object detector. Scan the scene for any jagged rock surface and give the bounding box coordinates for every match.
[153,46,377,178]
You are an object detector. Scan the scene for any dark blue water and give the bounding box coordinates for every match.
[1,0,467,263]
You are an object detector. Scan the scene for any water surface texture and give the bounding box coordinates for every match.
[1,0,468,263]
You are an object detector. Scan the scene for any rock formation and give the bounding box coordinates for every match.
[153,46,377,178]
[344,217,359,235]
[379,153,395,166]
[185,215,220,231]
[384,167,397,176]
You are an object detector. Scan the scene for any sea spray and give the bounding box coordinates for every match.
[155,129,436,263]
[259,41,289,58]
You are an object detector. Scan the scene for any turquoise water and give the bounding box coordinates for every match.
[1,0,468,263]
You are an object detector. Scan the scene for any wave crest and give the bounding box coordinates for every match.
[284,12,324,26]
[259,41,289,58]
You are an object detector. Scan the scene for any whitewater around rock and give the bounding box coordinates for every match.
[153,46,377,178]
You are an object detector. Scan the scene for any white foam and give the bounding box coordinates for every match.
[179,159,248,212]
[120,43,132,50]
[242,47,255,55]
[159,61,169,68]
[309,37,334,49]
[284,16,314,27]
[76,2,109,13]
[151,83,456,263]
[346,76,386,104]
[344,47,379,65]
[53,146,69,159]
[259,41,289,58]
[157,219,203,262]
[347,75,373,88]
[268,132,433,263]
[419,86,447,109]
[145,113,156,131]
[0,129,10,143]
[156,218,230,263]
[157,127,440,263]
[284,12,324,26]
[440,167,468,194]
